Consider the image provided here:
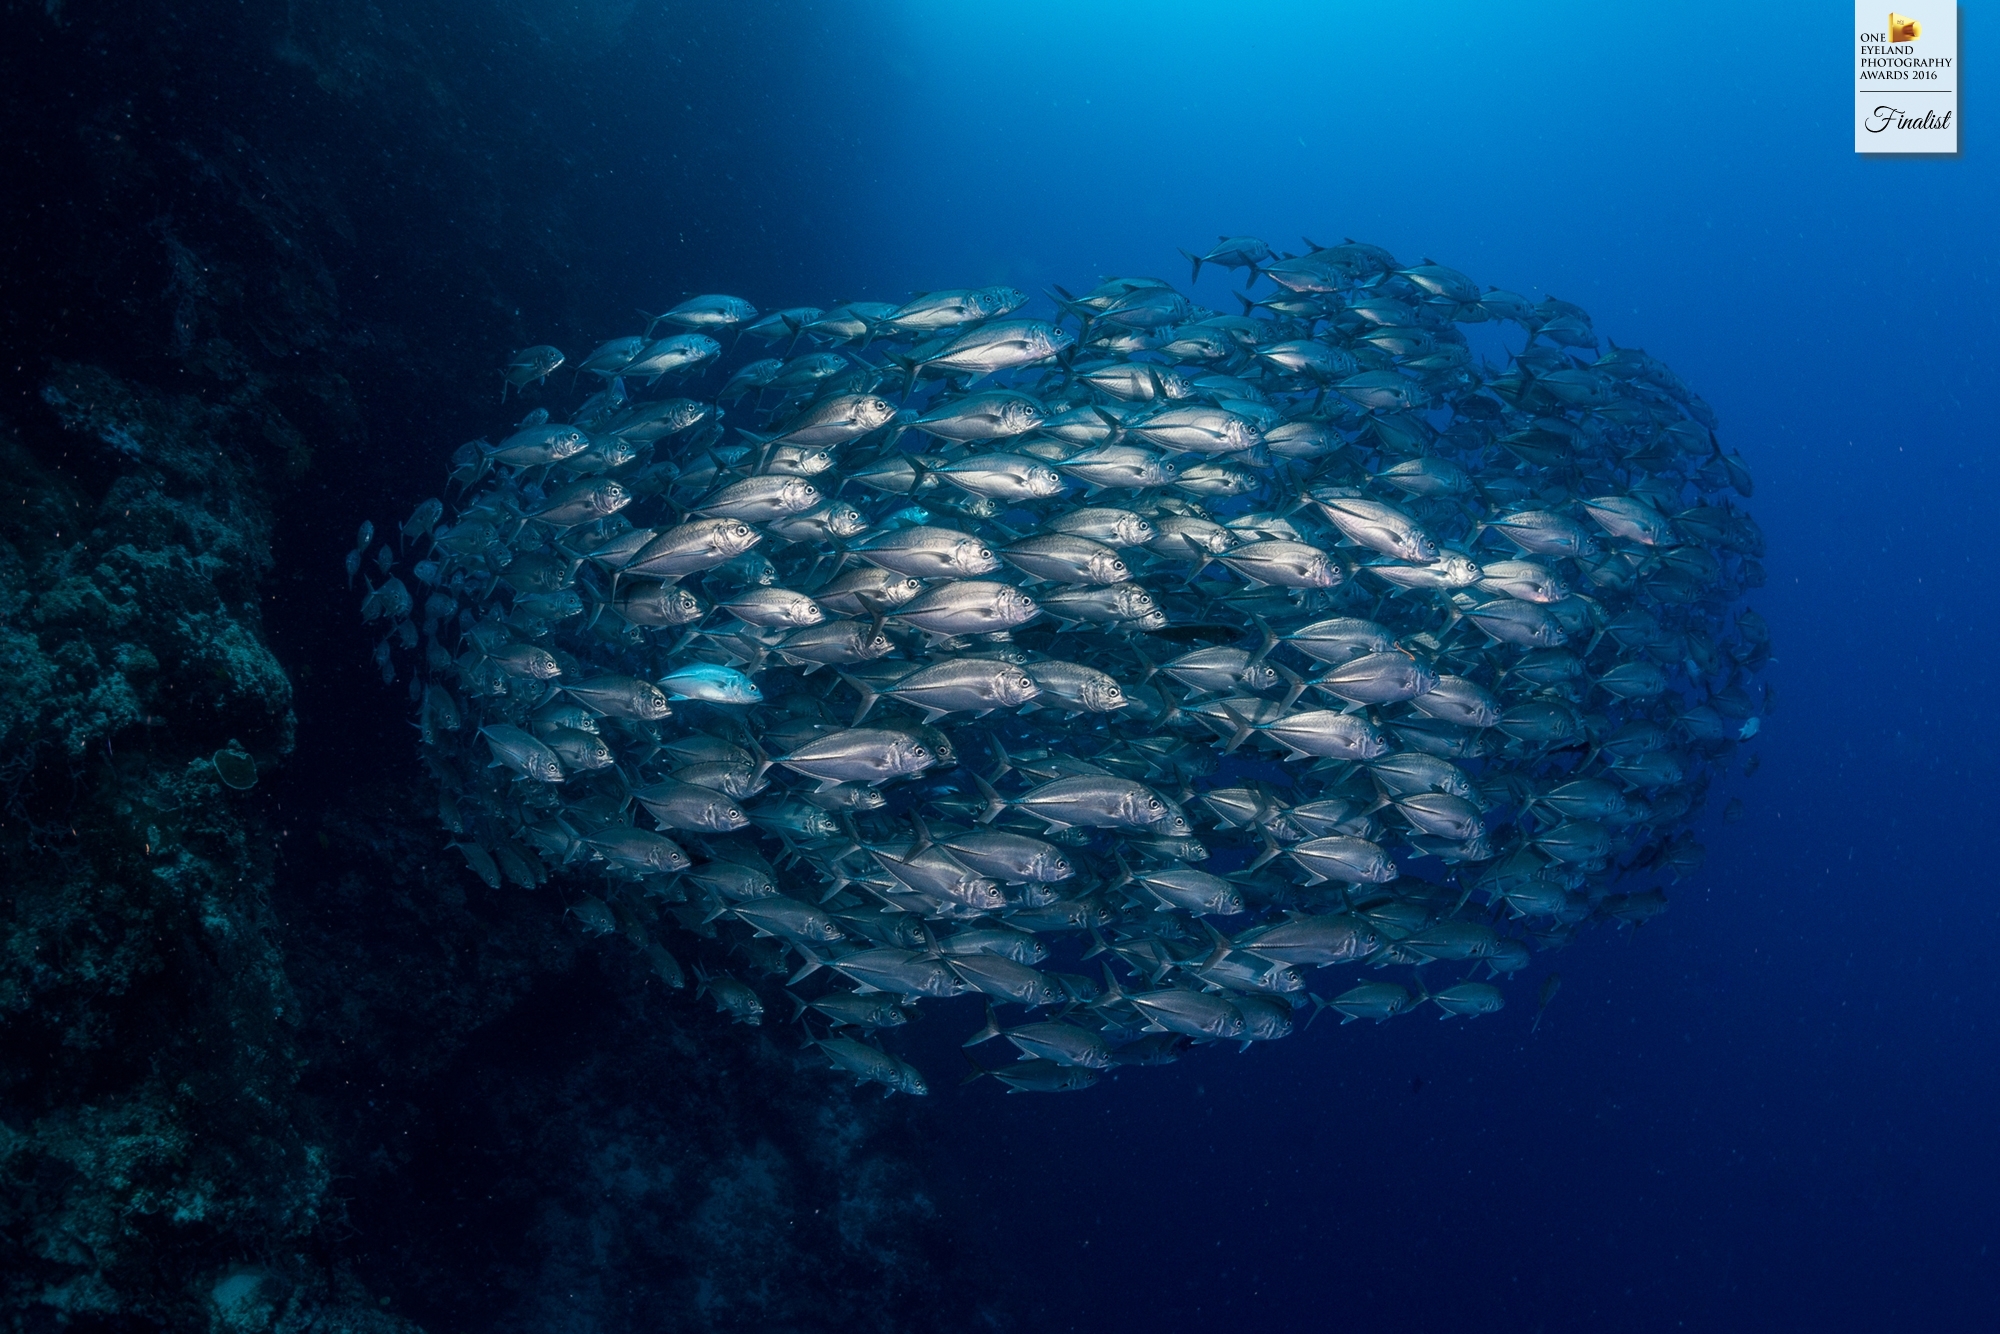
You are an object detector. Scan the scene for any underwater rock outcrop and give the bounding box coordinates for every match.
[0,298,979,1334]
[0,3,986,1329]
[0,365,309,1325]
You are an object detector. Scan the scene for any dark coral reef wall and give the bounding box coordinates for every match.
[0,4,977,1331]
[0,368,312,1329]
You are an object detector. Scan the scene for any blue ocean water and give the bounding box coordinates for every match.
[322,4,1997,1327]
[791,6,1997,1330]
[11,1,1990,1329]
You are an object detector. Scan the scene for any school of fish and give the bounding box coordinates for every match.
[355,235,1771,1096]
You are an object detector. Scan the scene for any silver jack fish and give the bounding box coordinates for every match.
[370,233,1768,1096]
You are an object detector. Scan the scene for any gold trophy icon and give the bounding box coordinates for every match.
[1888,13,1921,42]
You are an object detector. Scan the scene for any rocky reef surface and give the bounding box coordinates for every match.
[0,363,316,1328]
[0,3,980,1331]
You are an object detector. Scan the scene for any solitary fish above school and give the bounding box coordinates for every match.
[361,232,1770,1096]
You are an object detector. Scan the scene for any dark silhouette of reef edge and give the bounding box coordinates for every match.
[0,4,991,1332]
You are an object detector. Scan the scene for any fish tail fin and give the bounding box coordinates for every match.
[1274,663,1307,712]
[1303,992,1331,1030]
[836,671,879,725]
[758,829,796,866]
[856,602,889,652]
[786,990,810,1025]
[1082,928,1111,962]
[1093,960,1125,1005]
[959,1052,994,1086]
[971,773,1005,825]
[1247,615,1280,668]
[883,351,920,400]
[744,732,774,783]
[907,811,933,859]
[787,946,827,986]
[986,736,1014,783]
[1179,248,1202,285]
[1201,921,1233,970]
[962,1002,1002,1048]
[581,587,612,633]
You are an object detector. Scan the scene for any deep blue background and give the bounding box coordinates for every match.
[806,5,1997,1331]
[303,2,1997,1329]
